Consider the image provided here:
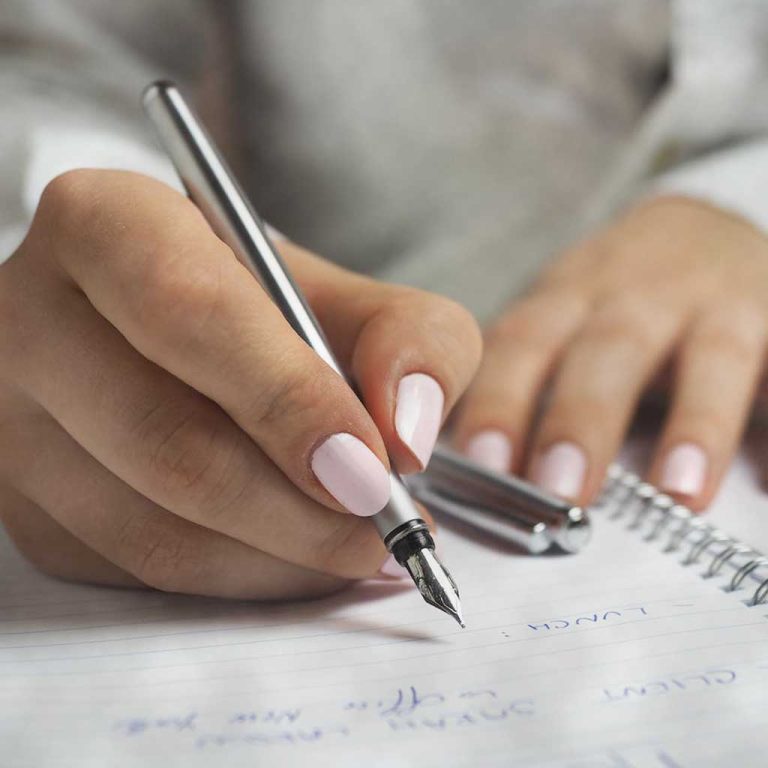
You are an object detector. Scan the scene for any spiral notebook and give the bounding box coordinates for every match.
[1,448,768,768]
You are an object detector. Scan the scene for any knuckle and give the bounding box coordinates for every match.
[421,293,478,335]
[116,513,199,593]
[487,319,538,357]
[689,312,766,360]
[248,358,333,433]
[369,287,484,384]
[36,169,105,237]
[581,297,661,354]
[138,248,229,351]
[139,402,246,512]
[489,300,546,344]
[38,169,93,211]
[548,393,608,428]
[429,296,483,366]
[488,292,586,350]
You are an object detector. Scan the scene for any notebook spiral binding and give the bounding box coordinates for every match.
[593,465,768,608]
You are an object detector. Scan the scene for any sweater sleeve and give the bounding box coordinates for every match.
[0,0,190,263]
[647,139,768,236]
[633,1,768,236]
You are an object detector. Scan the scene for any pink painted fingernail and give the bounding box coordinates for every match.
[534,442,587,500]
[660,443,707,497]
[465,430,513,473]
[311,433,391,516]
[377,554,408,579]
[395,373,445,470]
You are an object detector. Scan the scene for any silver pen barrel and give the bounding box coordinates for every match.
[142,81,426,539]
[141,80,463,625]
[141,82,337,371]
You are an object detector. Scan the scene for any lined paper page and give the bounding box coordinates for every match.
[1,451,767,768]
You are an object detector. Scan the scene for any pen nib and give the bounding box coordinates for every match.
[404,548,465,628]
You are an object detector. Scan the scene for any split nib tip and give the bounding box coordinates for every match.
[404,548,465,628]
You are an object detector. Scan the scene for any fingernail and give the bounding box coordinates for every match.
[395,373,445,469]
[534,442,587,500]
[465,429,513,473]
[311,433,391,516]
[660,443,708,497]
[377,554,408,579]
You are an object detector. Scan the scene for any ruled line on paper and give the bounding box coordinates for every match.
[8,646,768,767]
[0,575,687,628]
[0,518,680,608]
[4,635,767,730]
[0,599,745,660]
[96,672,768,768]
[7,666,768,761]
[0,609,760,687]
[0,589,708,648]
[3,448,766,766]
[130,619,768,683]
[469,695,768,768]
[0,565,679,615]
[0,570,694,652]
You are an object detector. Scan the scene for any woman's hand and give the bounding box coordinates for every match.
[454,196,768,510]
[0,169,481,598]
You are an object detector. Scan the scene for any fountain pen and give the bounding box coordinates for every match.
[142,80,464,627]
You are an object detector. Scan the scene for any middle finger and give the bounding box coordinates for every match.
[528,295,683,502]
[9,295,389,579]
[0,410,356,598]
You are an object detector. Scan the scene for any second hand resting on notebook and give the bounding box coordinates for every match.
[0,169,481,599]
[454,195,768,512]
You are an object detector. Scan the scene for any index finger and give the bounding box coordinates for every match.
[32,169,391,517]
